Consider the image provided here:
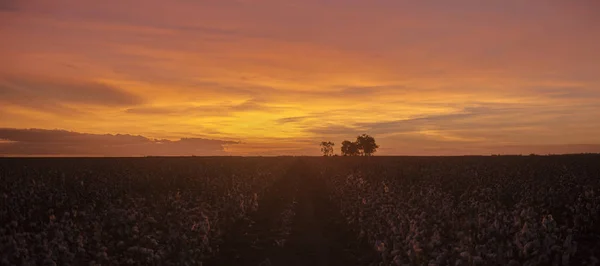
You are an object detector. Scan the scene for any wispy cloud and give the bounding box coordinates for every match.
[125,98,285,116]
[0,75,143,109]
[275,116,310,124]
[0,0,18,12]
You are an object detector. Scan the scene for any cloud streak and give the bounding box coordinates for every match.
[275,116,310,124]
[0,0,18,12]
[125,98,286,117]
[0,128,239,156]
[0,75,143,109]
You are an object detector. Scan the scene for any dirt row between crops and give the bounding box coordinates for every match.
[207,159,376,266]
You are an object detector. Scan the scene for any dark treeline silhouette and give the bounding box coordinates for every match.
[341,140,360,156]
[320,134,379,156]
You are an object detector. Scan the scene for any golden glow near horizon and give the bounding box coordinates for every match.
[1,0,599,155]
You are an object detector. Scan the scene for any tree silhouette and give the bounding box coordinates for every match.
[341,140,360,156]
[340,134,379,156]
[356,134,379,156]
[319,141,335,156]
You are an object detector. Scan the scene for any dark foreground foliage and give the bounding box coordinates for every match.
[0,157,295,266]
[1,155,599,266]
[316,155,600,265]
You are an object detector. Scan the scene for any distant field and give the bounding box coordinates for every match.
[1,155,599,266]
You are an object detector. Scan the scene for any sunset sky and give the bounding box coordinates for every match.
[1,0,599,156]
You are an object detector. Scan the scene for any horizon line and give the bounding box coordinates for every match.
[1,153,599,159]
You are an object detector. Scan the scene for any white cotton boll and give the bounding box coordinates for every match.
[251,193,259,211]
[506,248,514,258]
[375,240,386,252]
[563,234,573,249]
[552,245,562,252]
[570,241,577,255]
[524,240,539,256]
[521,222,530,236]
[145,216,157,224]
[543,214,557,231]
[562,252,570,266]
[275,239,285,247]
[460,251,470,258]
[96,251,108,260]
[358,229,365,239]
[520,209,527,218]
[413,244,423,254]
[149,238,159,247]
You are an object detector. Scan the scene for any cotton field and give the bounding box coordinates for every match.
[0,157,294,266]
[1,155,598,266]
[322,155,600,266]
